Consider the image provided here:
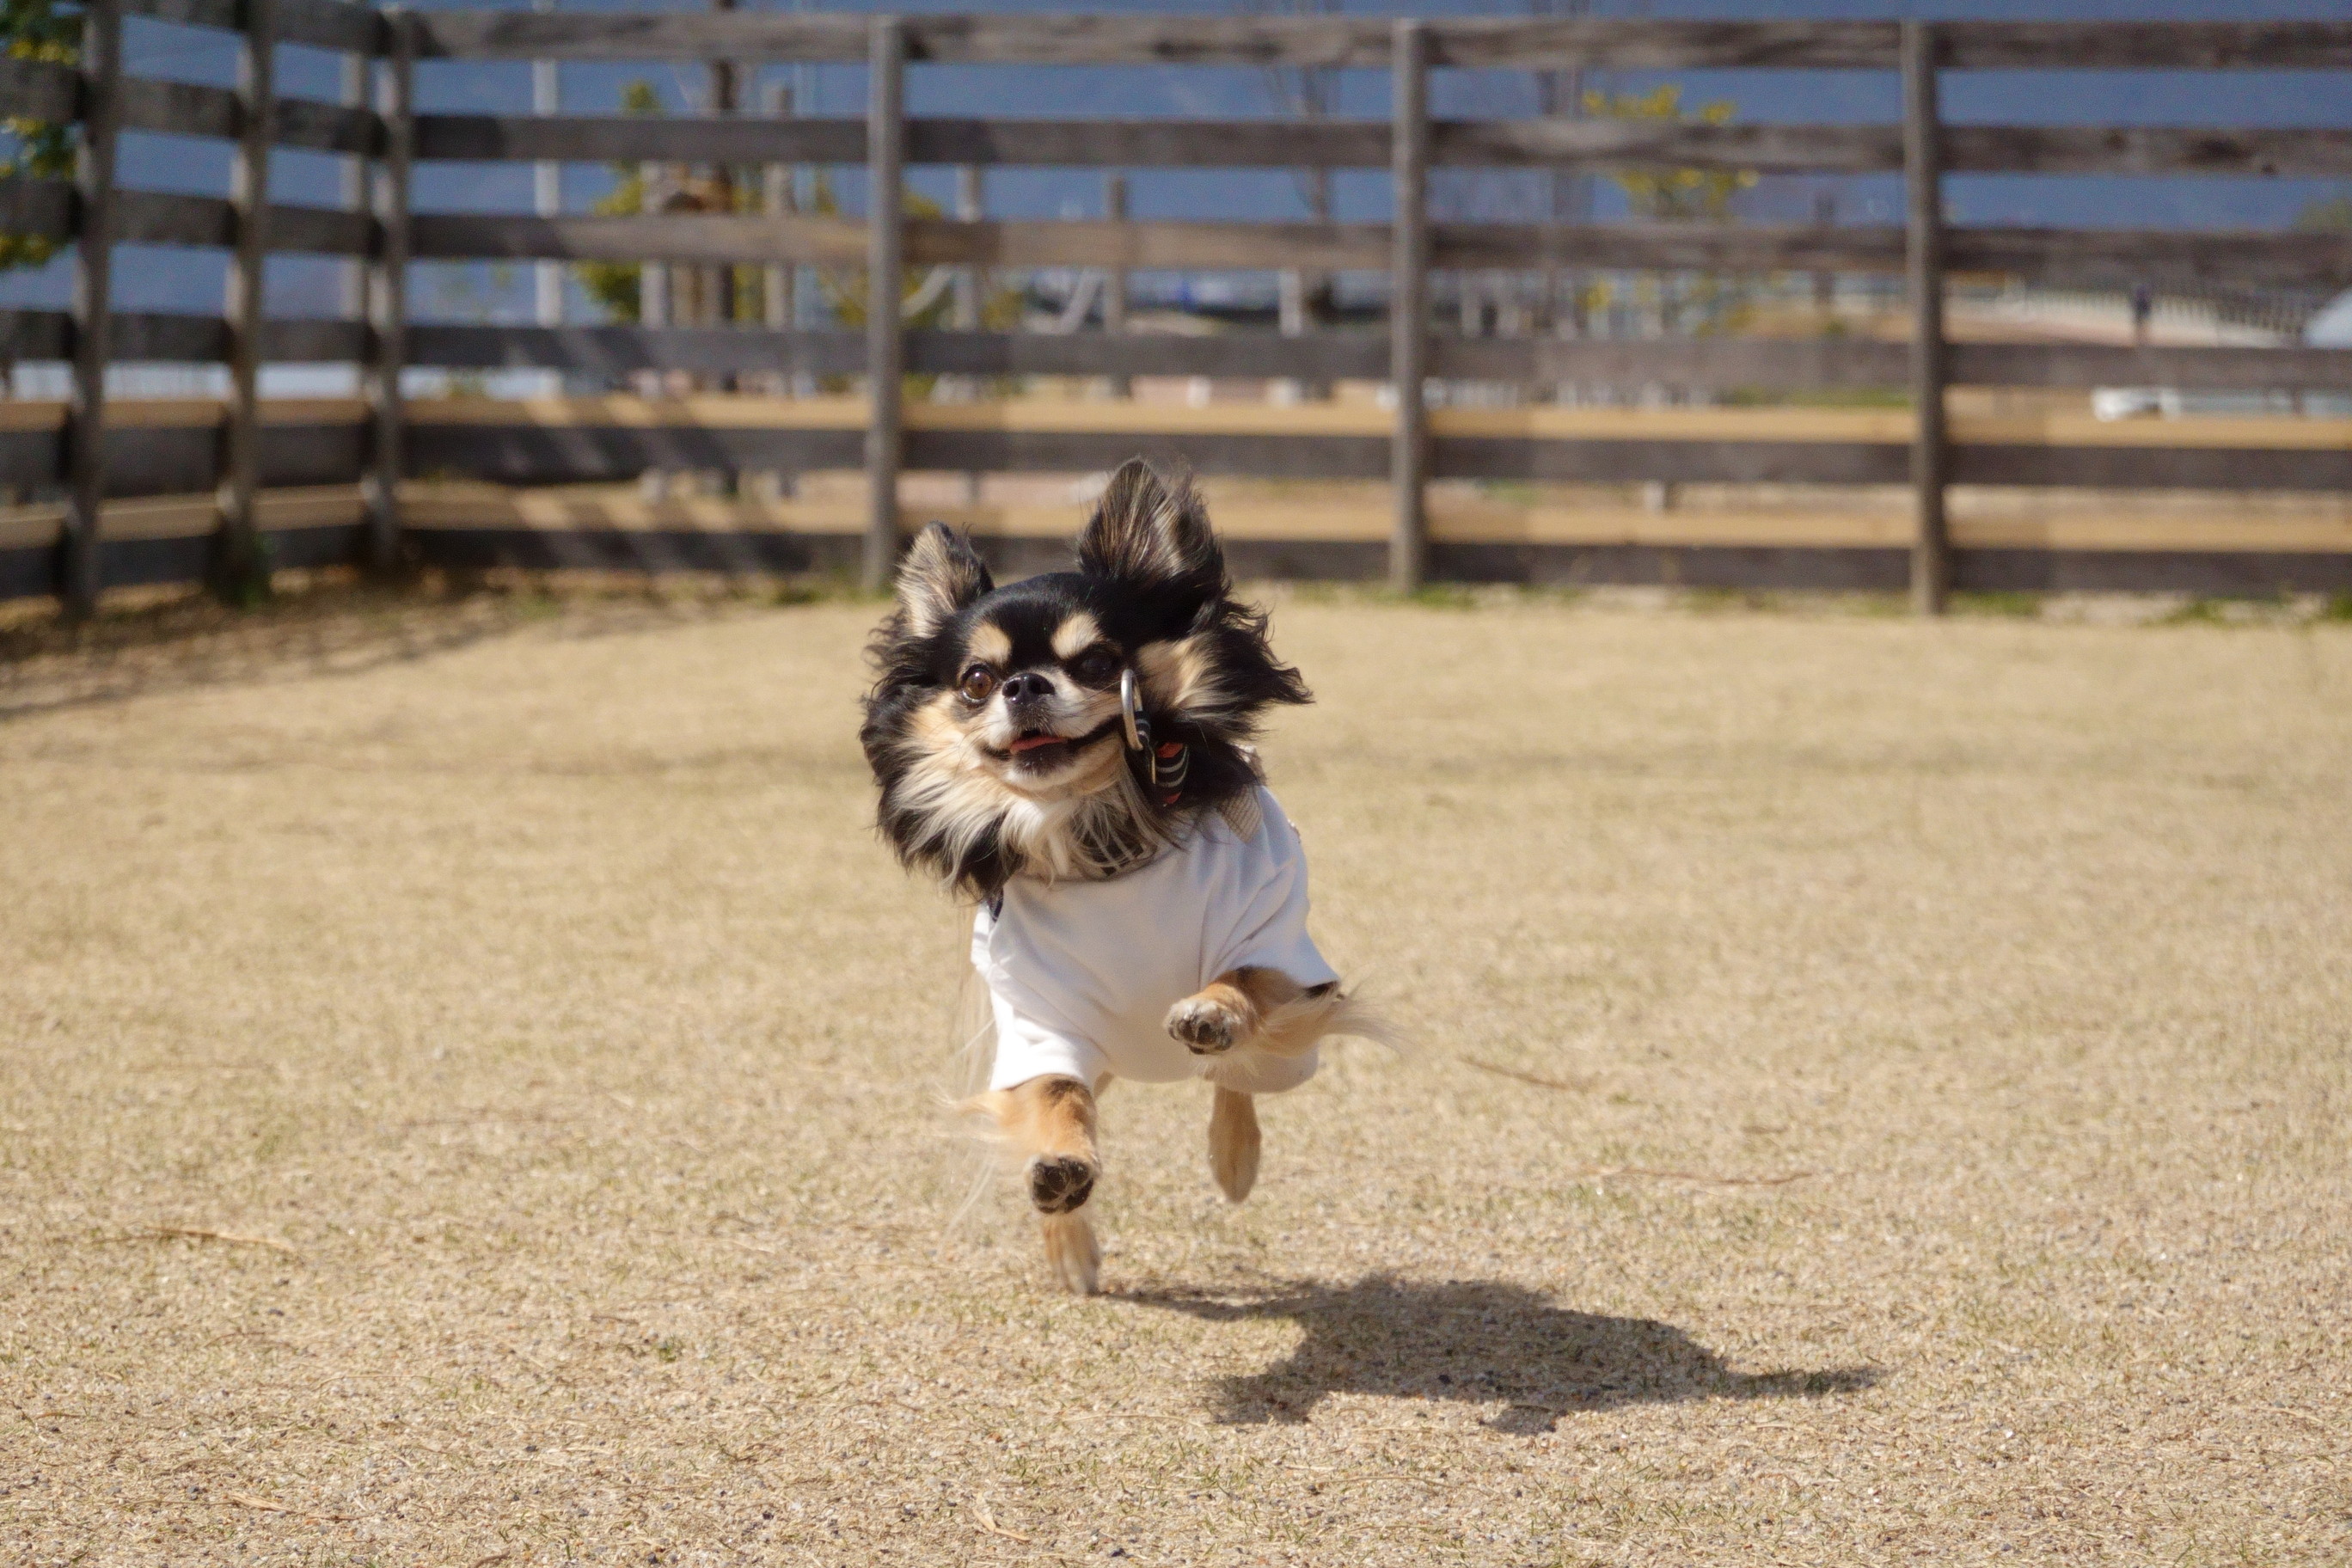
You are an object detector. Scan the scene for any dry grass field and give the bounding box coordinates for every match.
[3,580,2348,1566]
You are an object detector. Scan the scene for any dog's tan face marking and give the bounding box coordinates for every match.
[927,608,1125,803]
[965,620,1013,669]
[1051,612,1102,661]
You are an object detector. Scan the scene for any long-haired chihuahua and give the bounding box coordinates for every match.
[860,458,1378,1294]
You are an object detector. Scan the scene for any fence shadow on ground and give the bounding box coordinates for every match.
[1117,1275,1878,1434]
[0,574,787,721]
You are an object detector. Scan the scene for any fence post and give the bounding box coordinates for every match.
[339,50,366,323]
[862,13,905,594]
[61,0,124,620]
[363,9,413,574]
[762,79,793,343]
[1388,18,1430,595]
[1102,171,1129,399]
[531,0,561,371]
[1902,20,1950,616]
[216,0,278,602]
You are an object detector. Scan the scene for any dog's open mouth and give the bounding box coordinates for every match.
[993,718,1120,770]
[1005,730,1075,767]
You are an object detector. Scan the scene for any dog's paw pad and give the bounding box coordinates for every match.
[1027,1155,1096,1215]
[1167,996,1243,1053]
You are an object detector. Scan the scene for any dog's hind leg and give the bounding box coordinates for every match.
[1038,1209,1101,1295]
[1207,1087,1260,1203]
[974,1075,1102,1294]
[1166,966,1306,1056]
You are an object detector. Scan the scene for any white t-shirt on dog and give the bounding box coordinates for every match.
[975,787,1339,1094]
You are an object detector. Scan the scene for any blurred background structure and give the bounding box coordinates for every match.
[0,0,2348,615]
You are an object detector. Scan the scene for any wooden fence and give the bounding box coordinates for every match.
[2,3,2349,615]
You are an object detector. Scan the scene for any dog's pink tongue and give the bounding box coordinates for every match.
[1008,733,1063,753]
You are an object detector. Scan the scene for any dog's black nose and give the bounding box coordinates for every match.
[999,671,1054,706]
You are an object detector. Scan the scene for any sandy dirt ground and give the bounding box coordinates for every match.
[3,581,2348,1566]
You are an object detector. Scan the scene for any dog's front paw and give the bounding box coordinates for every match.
[1167,995,1246,1054]
[1026,1155,1097,1215]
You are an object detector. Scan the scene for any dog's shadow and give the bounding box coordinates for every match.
[1115,1275,1878,1433]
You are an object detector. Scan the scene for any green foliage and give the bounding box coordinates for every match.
[0,0,79,273]
[1951,591,2043,619]
[2294,191,2352,232]
[577,78,1020,351]
[1583,85,1756,223]
[574,82,667,323]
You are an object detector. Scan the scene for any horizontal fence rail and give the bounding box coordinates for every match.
[410,114,2352,179]
[2,7,2349,616]
[9,310,2347,395]
[405,14,2352,69]
[6,394,2346,499]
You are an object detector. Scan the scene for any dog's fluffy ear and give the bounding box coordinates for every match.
[1076,458,1223,590]
[895,522,993,640]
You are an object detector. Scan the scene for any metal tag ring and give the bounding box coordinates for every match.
[1118,667,1147,752]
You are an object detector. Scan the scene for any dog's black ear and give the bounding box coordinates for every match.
[1076,458,1222,590]
[894,522,993,640]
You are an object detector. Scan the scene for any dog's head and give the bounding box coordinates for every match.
[860,458,1310,899]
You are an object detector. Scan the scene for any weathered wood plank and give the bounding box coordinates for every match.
[64,0,126,616]
[214,0,279,600]
[0,175,74,240]
[364,14,413,570]
[0,419,366,499]
[401,524,859,580]
[397,209,2349,286]
[1435,438,1912,487]
[390,325,2352,394]
[0,309,73,359]
[409,12,1908,67]
[1945,226,2352,289]
[865,15,905,592]
[407,211,868,265]
[413,10,870,62]
[407,113,2352,180]
[1944,21,2352,70]
[397,13,2352,70]
[1428,19,1899,70]
[122,76,377,153]
[109,187,375,254]
[123,0,382,56]
[0,309,367,363]
[14,407,2346,499]
[405,212,1908,274]
[1,53,377,153]
[1432,542,1909,593]
[1952,444,2352,492]
[405,424,864,483]
[0,52,76,120]
[410,323,861,377]
[1904,20,1951,615]
[1436,119,1898,173]
[1946,126,2352,178]
[405,323,1391,380]
[1952,549,2352,597]
[417,113,866,165]
[1947,341,2352,392]
[1431,336,1914,389]
[1432,220,1910,273]
[87,525,2328,603]
[1392,18,1430,593]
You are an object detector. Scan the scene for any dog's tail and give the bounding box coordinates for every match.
[939,968,1005,1234]
[1255,982,1404,1058]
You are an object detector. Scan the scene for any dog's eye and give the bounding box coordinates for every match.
[1069,648,1118,687]
[959,665,998,703]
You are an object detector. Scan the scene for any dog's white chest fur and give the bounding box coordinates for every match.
[974,787,1337,1093]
